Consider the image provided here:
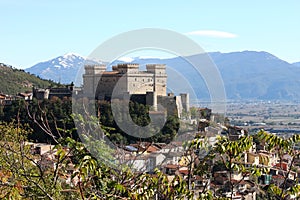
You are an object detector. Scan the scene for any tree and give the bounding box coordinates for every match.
[0,121,73,199]
[256,130,300,199]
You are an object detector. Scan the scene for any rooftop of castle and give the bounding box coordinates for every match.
[117,63,139,68]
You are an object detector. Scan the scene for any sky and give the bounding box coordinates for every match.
[0,0,299,69]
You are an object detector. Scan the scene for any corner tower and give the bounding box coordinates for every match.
[83,65,106,97]
[146,64,167,96]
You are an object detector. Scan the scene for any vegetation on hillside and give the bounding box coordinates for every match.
[0,98,180,144]
[0,63,60,95]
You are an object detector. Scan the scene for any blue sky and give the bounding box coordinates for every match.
[1,0,299,68]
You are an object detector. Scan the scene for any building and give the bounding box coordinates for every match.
[0,93,14,105]
[83,63,167,99]
[33,86,73,100]
[82,63,189,117]
[17,92,33,101]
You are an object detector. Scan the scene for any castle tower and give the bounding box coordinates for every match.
[146,64,167,96]
[146,91,157,111]
[116,63,139,74]
[180,93,190,113]
[83,65,106,97]
[84,65,106,75]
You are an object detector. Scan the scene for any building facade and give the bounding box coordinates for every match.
[82,63,189,117]
[83,63,167,99]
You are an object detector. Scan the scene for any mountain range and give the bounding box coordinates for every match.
[25,51,300,101]
[26,53,101,84]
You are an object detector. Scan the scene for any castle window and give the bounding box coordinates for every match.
[135,78,137,81]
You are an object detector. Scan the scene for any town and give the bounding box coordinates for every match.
[1,63,300,199]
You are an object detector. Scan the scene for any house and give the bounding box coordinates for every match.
[0,94,5,106]
[130,142,162,155]
[191,175,211,191]
[164,152,183,165]
[125,152,166,173]
[0,93,13,105]
[33,86,73,100]
[258,151,277,167]
[163,164,180,175]
[213,171,228,185]
[17,92,33,100]
[26,142,55,155]
[147,153,166,172]
[160,141,183,154]
[228,126,247,141]
[246,152,260,165]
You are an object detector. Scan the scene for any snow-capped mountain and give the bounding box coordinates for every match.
[26,51,300,100]
[25,53,101,84]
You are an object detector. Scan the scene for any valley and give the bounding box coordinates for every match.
[225,100,300,135]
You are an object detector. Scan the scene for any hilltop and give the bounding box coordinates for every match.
[0,63,60,95]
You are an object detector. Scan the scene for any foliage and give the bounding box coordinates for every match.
[0,64,60,95]
[95,100,180,144]
[0,120,196,199]
[1,98,76,143]
[1,95,300,199]
[256,130,300,199]
[0,122,70,199]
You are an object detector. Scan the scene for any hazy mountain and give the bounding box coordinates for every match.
[26,51,300,101]
[116,51,300,100]
[207,51,300,100]
[293,62,300,67]
[25,53,102,84]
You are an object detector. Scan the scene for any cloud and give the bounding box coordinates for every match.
[186,30,238,38]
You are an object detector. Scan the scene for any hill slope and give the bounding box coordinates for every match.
[0,63,59,95]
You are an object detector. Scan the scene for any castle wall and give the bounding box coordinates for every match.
[127,73,154,94]
[83,63,167,99]
[157,95,180,117]
[82,63,188,118]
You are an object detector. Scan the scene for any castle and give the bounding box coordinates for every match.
[82,63,189,117]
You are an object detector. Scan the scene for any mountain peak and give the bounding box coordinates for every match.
[25,53,101,84]
[62,52,85,59]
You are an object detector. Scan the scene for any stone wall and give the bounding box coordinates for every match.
[83,63,167,99]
